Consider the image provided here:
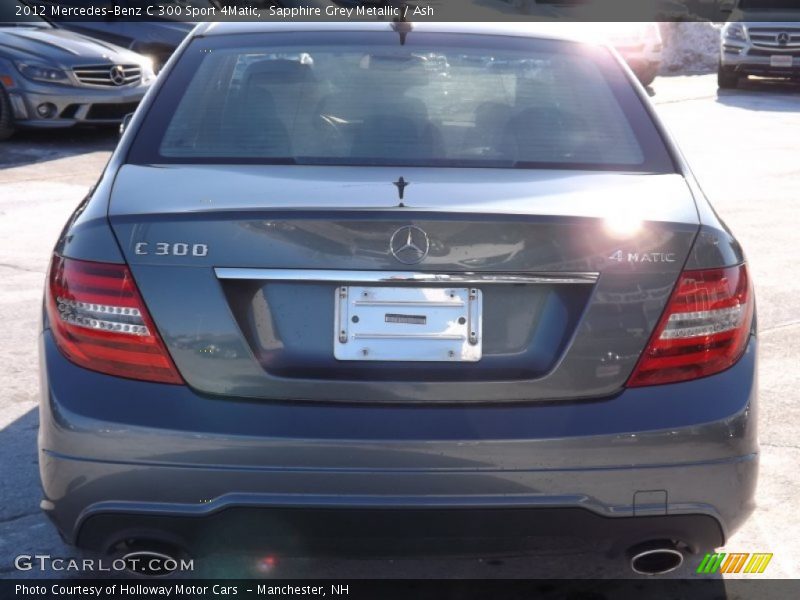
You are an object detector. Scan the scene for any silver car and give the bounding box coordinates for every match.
[0,0,155,140]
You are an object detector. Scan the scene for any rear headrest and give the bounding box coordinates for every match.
[241,87,276,113]
[243,58,315,86]
[357,53,430,88]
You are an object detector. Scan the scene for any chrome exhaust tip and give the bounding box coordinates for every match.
[628,542,685,575]
[111,538,189,578]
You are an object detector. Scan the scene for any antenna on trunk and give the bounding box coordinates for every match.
[392,3,413,45]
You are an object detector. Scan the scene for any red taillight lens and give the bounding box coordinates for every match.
[627,264,754,387]
[46,256,183,384]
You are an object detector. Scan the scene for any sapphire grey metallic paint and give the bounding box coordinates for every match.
[38,22,758,561]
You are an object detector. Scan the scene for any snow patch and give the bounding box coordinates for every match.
[661,22,722,74]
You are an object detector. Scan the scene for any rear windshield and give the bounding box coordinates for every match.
[128,31,674,172]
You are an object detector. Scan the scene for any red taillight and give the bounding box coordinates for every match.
[46,256,183,384]
[627,264,754,387]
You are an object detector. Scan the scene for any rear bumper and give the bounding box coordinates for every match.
[38,331,759,554]
[76,508,726,559]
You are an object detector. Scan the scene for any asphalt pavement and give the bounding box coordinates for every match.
[0,74,798,580]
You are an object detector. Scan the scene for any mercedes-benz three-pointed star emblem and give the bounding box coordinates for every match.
[110,65,127,86]
[389,226,430,265]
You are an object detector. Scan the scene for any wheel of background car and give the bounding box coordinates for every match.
[635,65,659,88]
[717,63,739,90]
[0,84,16,141]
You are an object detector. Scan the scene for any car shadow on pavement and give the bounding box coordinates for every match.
[717,79,800,111]
[0,408,41,525]
[0,127,119,170]
[0,407,65,577]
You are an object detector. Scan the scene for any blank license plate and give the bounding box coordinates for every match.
[771,55,793,67]
[334,286,482,362]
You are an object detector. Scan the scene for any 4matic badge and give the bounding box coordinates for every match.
[608,250,677,263]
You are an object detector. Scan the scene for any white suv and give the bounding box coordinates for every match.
[608,23,664,87]
[719,21,800,88]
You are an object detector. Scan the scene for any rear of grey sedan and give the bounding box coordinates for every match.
[38,23,757,575]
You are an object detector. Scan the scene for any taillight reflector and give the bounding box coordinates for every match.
[627,264,754,387]
[46,256,183,384]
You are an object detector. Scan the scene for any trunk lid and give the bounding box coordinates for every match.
[108,165,698,403]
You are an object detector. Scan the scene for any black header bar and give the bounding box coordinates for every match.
[6,1,800,23]
[5,578,800,600]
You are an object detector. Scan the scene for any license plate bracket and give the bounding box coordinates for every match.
[334,286,482,362]
[770,55,793,68]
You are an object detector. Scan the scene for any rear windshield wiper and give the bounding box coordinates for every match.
[224,157,298,165]
[256,157,298,165]
[510,160,644,172]
[147,157,299,165]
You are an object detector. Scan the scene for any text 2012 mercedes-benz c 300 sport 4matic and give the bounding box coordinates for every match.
[38,22,757,575]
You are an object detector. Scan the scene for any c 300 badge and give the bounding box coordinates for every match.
[134,242,208,256]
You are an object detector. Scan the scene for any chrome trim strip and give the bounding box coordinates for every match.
[214,268,599,285]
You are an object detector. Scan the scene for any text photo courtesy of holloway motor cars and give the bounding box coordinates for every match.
[1,0,799,598]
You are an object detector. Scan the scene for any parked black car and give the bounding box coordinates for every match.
[22,0,200,70]
[26,1,341,71]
